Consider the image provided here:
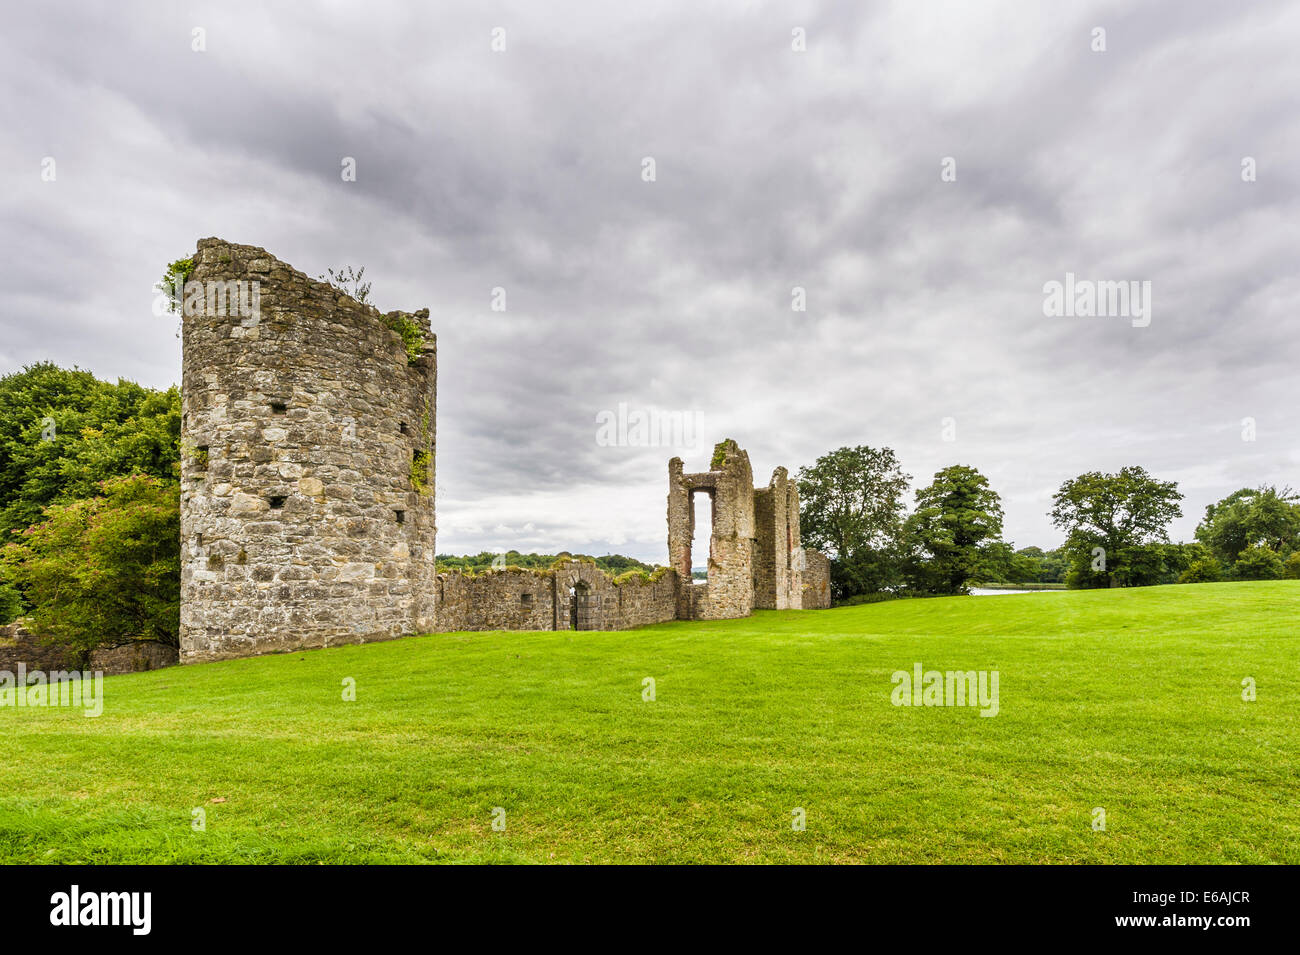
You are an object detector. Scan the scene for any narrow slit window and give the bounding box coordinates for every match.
[395,509,405,524]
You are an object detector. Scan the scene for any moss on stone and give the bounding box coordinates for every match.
[386,314,426,364]
[411,449,431,494]
[711,438,739,470]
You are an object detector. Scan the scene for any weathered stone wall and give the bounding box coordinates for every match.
[782,477,804,609]
[666,456,696,619]
[0,623,178,675]
[611,571,679,628]
[667,440,755,620]
[669,441,826,618]
[435,562,678,632]
[179,239,437,663]
[0,623,68,673]
[435,568,556,631]
[753,483,778,609]
[801,549,832,610]
[753,467,803,610]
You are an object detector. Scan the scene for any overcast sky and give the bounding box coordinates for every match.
[3,1,1297,563]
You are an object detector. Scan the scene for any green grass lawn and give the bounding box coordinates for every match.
[2,581,1296,864]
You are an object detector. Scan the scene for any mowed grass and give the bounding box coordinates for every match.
[2,581,1296,864]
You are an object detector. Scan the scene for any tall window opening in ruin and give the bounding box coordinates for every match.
[690,491,713,585]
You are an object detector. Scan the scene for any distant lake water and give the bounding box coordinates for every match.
[969,587,1039,596]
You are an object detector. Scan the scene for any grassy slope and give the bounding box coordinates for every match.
[2,581,1296,864]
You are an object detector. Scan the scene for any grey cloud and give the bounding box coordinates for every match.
[2,0,1296,560]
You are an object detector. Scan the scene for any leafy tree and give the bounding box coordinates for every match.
[1195,487,1300,566]
[1164,542,1220,584]
[0,578,20,624]
[0,474,180,666]
[0,363,180,540]
[902,465,1004,594]
[1022,545,1069,583]
[1231,544,1285,581]
[1283,552,1300,580]
[975,541,1016,583]
[155,258,195,314]
[1178,558,1222,583]
[1049,467,1183,588]
[1000,545,1070,584]
[979,542,1068,585]
[797,446,911,598]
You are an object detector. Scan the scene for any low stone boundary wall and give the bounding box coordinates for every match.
[435,561,679,632]
[0,623,178,675]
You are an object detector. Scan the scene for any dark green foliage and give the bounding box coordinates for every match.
[1049,467,1183,588]
[0,363,181,541]
[902,465,1004,595]
[1231,544,1285,581]
[0,474,180,665]
[797,445,911,600]
[1157,541,1215,584]
[0,579,20,625]
[1194,487,1299,574]
[1179,558,1222,584]
[979,545,1070,585]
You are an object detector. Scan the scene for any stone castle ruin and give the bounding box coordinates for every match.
[179,239,828,664]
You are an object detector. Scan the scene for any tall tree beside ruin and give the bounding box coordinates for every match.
[902,465,1005,595]
[796,445,911,598]
[1049,467,1183,588]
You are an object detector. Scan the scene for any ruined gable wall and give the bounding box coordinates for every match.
[753,467,794,610]
[692,441,754,620]
[782,478,803,608]
[801,549,832,609]
[666,457,696,619]
[752,485,777,609]
[180,238,437,663]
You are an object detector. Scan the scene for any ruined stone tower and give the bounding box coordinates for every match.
[179,239,437,662]
[669,440,830,618]
[668,439,756,620]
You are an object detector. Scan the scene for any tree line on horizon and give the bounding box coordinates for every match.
[435,551,658,576]
[1,364,1297,662]
[796,445,1300,602]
